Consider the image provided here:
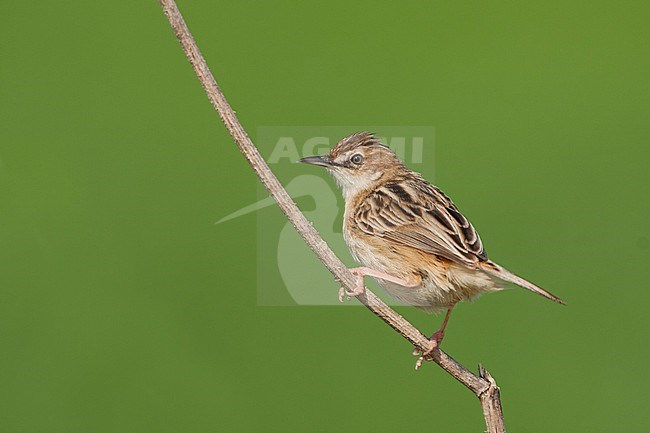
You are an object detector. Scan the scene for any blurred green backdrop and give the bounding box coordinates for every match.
[1,1,648,432]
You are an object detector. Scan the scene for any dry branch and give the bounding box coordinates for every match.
[159,1,506,431]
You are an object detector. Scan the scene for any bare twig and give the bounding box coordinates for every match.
[159,1,506,431]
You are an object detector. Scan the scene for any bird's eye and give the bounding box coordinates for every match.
[350,154,364,165]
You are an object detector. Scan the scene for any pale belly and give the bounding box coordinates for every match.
[344,228,502,313]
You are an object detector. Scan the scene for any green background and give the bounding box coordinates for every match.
[1,1,648,431]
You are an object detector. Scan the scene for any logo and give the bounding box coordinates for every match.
[217,126,435,306]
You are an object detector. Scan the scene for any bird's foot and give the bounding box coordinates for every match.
[413,329,446,370]
[412,305,455,369]
[337,284,365,302]
[338,268,367,302]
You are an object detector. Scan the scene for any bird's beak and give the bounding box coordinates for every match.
[298,155,336,168]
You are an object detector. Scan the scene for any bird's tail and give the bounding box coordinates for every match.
[480,260,565,305]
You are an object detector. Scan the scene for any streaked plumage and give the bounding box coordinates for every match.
[300,132,563,346]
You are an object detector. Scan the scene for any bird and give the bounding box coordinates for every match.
[299,132,564,368]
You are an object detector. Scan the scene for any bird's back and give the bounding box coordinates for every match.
[343,172,564,307]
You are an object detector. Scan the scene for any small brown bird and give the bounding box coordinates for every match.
[300,132,564,367]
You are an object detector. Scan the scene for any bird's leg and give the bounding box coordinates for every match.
[352,267,419,287]
[338,266,417,302]
[414,304,456,370]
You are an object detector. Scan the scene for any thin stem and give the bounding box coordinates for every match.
[159,1,506,431]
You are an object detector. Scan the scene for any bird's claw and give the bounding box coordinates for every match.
[414,342,438,370]
[413,331,444,370]
[338,269,367,302]
[338,284,366,302]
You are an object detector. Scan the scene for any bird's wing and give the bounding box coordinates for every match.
[354,177,487,267]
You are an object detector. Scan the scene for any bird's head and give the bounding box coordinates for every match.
[299,132,405,200]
